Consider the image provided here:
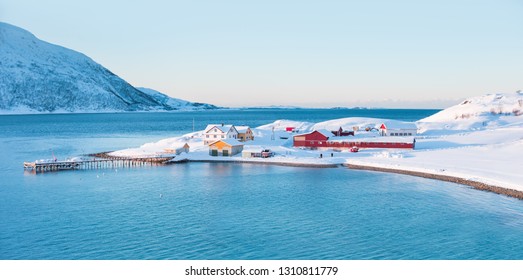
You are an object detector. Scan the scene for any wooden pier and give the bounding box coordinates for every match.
[23,156,175,173]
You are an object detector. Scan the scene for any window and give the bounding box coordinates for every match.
[214,135,217,138]
[214,129,217,132]
[408,133,412,136]
[221,135,225,138]
[206,135,209,138]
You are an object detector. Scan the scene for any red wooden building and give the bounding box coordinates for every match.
[293,131,330,147]
[293,130,415,149]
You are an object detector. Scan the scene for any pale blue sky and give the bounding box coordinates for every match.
[1,0,522,108]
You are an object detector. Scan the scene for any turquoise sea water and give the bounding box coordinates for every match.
[2,109,523,260]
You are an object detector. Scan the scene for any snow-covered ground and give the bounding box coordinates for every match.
[109,121,349,166]
[110,92,523,193]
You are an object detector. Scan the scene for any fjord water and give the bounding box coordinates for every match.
[2,109,523,259]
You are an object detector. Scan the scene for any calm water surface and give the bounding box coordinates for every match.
[1,109,523,259]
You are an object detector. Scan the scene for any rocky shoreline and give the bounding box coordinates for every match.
[345,163,523,200]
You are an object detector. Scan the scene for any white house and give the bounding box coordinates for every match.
[378,122,418,137]
[203,124,239,145]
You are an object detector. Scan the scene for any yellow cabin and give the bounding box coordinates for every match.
[208,140,244,157]
[236,126,254,142]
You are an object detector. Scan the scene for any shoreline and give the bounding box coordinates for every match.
[345,163,523,200]
[179,159,340,168]
[91,152,523,200]
[92,151,340,168]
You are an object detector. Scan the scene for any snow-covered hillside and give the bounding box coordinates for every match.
[418,92,523,133]
[0,22,217,113]
[136,87,218,110]
[348,93,523,193]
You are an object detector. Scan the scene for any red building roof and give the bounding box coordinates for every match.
[294,130,330,140]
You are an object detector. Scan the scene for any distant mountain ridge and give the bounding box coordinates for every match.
[0,22,217,113]
[136,87,219,110]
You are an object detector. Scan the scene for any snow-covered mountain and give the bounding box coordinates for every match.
[417,91,523,133]
[0,22,217,113]
[136,87,218,110]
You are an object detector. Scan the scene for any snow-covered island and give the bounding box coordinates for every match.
[109,92,523,199]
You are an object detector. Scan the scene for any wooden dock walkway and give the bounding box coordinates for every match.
[23,156,175,173]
